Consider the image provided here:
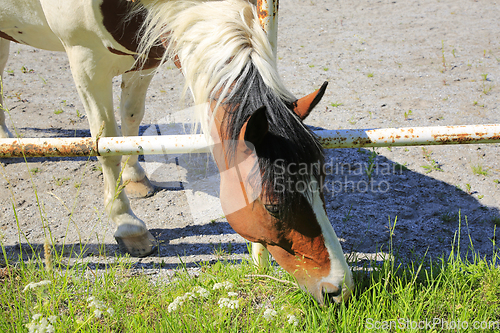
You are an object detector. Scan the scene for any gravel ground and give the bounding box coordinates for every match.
[0,0,499,275]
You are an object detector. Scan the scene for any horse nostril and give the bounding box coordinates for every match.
[321,284,343,303]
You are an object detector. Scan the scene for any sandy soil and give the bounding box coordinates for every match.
[0,0,499,272]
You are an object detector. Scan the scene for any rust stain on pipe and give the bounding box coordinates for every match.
[256,0,268,25]
[0,138,97,158]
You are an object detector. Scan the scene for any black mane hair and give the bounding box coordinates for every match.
[220,62,325,221]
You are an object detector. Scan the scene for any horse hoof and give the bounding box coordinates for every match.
[115,230,157,257]
[125,177,155,198]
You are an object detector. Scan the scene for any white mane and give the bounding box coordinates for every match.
[138,0,295,118]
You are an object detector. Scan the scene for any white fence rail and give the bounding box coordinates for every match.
[1,124,499,158]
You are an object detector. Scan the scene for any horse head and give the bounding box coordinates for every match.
[210,82,354,304]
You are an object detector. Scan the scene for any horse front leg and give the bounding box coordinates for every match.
[66,46,156,257]
[0,38,12,138]
[119,70,155,198]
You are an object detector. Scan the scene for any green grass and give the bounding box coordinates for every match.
[2,226,500,332]
[1,100,499,331]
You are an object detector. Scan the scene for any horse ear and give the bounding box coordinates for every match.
[292,81,328,120]
[240,106,268,147]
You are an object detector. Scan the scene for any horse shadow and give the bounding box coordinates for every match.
[2,124,499,271]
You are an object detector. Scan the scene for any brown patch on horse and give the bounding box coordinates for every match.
[292,81,328,120]
[0,31,21,44]
[100,0,164,69]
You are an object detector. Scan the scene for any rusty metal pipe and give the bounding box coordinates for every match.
[257,0,278,56]
[1,124,499,158]
[316,124,500,148]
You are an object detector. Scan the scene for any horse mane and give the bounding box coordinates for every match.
[137,0,294,104]
[222,62,324,220]
[137,0,324,218]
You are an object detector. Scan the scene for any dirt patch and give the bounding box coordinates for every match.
[0,0,499,272]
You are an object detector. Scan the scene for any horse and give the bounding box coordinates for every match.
[0,0,353,304]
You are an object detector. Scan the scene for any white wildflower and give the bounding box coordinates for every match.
[213,281,234,290]
[287,314,299,327]
[167,295,185,313]
[263,308,277,321]
[228,300,239,309]
[32,314,43,321]
[93,309,103,319]
[193,286,209,298]
[25,314,55,333]
[47,315,57,324]
[23,280,51,292]
[182,292,196,301]
[227,291,238,297]
[167,302,179,313]
[218,297,239,309]
[88,299,106,309]
[87,296,112,318]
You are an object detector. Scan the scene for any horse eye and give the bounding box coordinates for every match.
[264,204,281,217]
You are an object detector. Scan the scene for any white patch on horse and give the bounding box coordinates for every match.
[307,177,354,301]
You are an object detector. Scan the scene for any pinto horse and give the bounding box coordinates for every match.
[0,0,353,303]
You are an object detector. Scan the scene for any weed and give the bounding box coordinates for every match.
[421,159,443,173]
[421,148,443,173]
[323,67,329,71]
[367,72,374,78]
[494,179,500,185]
[12,91,22,101]
[38,74,47,84]
[404,110,413,120]
[478,195,484,199]
[441,211,458,223]
[481,73,493,95]
[54,109,64,115]
[308,64,315,68]
[366,148,377,181]
[482,85,493,95]
[53,176,70,186]
[20,66,34,74]
[330,102,343,107]
[421,147,432,161]
[348,116,357,125]
[30,168,40,175]
[492,216,500,226]
[342,205,353,222]
[394,162,409,172]
[465,183,472,194]
[471,163,489,176]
